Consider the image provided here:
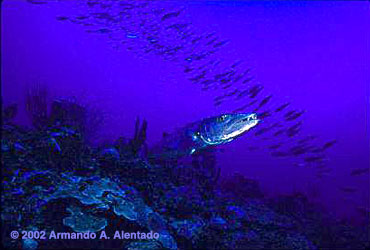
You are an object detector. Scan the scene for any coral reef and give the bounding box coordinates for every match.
[25,85,49,129]
[130,117,148,157]
[1,100,369,250]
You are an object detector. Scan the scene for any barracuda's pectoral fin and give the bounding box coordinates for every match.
[190,144,219,156]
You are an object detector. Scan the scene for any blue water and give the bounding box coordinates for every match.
[2,1,369,249]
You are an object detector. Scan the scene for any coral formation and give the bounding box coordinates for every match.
[1,100,368,249]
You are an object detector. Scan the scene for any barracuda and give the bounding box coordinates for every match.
[149,113,260,159]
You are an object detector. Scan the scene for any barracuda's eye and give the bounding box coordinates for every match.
[247,114,256,121]
[243,115,256,122]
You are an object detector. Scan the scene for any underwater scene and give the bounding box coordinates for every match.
[1,0,369,249]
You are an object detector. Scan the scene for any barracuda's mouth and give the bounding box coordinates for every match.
[240,113,258,123]
[199,113,260,145]
[223,113,260,140]
[193,112,260,152]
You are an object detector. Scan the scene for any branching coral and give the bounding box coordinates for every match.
[25,84,49,129]
[130,117,148,156]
